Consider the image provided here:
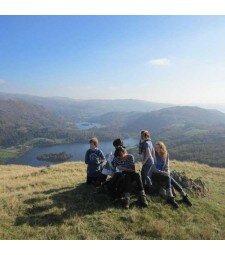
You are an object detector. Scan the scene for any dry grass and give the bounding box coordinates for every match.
[0,160,225,239]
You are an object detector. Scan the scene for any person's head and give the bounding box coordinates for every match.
[142,130,150,140]
[113,138,125,149]
[114,146,127,159]
[140,130,145,140]
[155,141,168,159]
[89,137,99,150]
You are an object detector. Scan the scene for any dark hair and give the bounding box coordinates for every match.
[113,138,125,148]
[114,146,127,157]
[143,130,150,139]
[89,137,98,147]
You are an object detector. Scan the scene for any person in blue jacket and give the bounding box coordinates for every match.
[85,137,106,185]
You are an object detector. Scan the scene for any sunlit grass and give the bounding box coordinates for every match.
[0,161,224,239]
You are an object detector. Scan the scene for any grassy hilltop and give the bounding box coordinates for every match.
[0,161,225,240]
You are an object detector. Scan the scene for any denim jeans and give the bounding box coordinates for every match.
[151,172,172,189]
[170,177,186,196]
[141,158,153,186]
[151,172,186,197]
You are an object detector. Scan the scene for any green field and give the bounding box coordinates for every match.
[23,138,64,147]
[0,138,65,162]
[0,147,21,161]
[0,161,225,239]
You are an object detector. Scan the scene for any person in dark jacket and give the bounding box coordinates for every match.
[104,138,126,198]
[113,146,148,209]
[85,137,105,185]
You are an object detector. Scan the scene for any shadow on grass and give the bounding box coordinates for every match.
[15,183,114,227]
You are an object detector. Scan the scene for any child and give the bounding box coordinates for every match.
[85,137,105,185]
[153,141,192,207]
[102,138,126,199]
[113,146,148,209]
[140,130,155,187]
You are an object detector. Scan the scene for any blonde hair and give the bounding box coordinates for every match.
[155,141,168,159]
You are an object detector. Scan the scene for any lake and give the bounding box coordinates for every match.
[7,138,139,167]
[76,122,105,130]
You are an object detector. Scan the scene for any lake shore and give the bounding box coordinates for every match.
[4,138,139,167]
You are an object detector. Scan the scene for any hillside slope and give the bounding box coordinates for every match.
[0,161,225,240]
[125,106,225,132]
[124,106,225,168]
[0,93,172,121]
[0,99,68,146]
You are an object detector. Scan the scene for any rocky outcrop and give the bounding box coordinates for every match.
[171,170,208,196]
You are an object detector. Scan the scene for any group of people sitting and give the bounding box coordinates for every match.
[85,130,192,209]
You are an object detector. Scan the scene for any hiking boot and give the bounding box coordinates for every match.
[139,191,148,207]
[172,186,176,197]
[182,195,192,206]
[124,193,130,209]
[166,197,179,209]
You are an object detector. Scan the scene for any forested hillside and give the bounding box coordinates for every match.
[94,106,225,167]
[1,95,225,167]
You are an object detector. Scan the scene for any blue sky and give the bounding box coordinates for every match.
[0,16,225,104]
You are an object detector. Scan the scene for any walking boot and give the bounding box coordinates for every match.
[182,194,192,206]
[124,193,130,209]
[166,196,179,209]
[139,190,148,207]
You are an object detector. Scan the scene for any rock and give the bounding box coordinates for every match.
[170,170,208,196]
[149,170,208,197]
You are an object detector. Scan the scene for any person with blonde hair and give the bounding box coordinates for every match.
[150,141,192,208]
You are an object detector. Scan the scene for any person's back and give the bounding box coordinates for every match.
[140,130,155,187]
[142,139,155,165]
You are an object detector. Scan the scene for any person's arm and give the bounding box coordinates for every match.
[117,166,134,172]
[152,147,155,163]
[162,154,170,174]
[142,146,150,165]
[138,139,143,154]
[118,155,135,172]
[98,150,106,165]
[85,150,90,164]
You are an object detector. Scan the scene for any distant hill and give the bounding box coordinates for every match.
[0,99,68,146]
[123,106,225,168]
[0,99,65,129]
[0,161,224,239]
[0,98,131,149]
[124,106,225,132]
[1,94,225,167]
[0,92,172,121]
[88,111,141,128]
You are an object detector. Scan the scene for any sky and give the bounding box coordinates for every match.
[0,15,225,104]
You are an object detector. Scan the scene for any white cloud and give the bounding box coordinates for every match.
[149,58,171,66]
[0,79,7,85]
